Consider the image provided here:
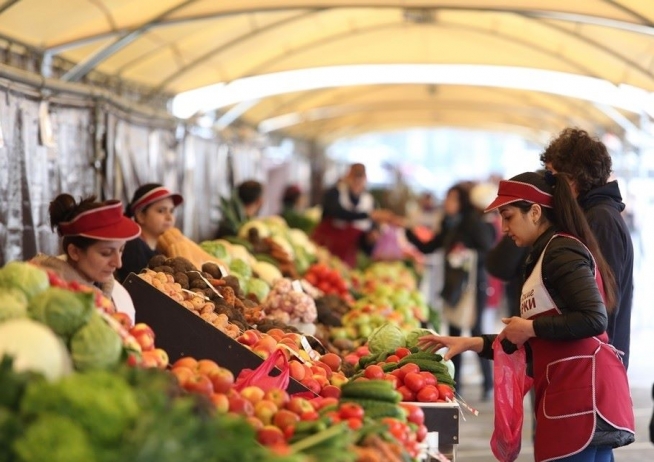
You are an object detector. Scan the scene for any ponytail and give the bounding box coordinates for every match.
[546,174,618,311]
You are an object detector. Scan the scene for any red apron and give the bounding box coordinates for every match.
[311,218,363,268]
[521,235,634,461]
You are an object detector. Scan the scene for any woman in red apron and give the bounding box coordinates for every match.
[418,171,634,461]
[312,163,386,267]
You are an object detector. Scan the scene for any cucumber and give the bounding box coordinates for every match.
[340,380,401,403]
[342,399,406,420]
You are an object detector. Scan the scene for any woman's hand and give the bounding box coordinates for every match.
[416,334,483,361]
[497,317,535,346]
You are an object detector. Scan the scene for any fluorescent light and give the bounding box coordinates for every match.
[171,64,654,119]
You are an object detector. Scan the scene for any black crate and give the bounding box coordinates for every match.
[124,273,312,395]
[409,402,459,445]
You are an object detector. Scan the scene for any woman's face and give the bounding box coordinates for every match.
[68,240,126,283]
[499,204,541,247]
[135,197,177,237]
[443,189,460,216]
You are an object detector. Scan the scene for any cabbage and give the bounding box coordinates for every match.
[246,278,270,302]
[0,288,28,323]
[28,287,95,338]
[69,312,122,371]
[0,318,73,381]
[441,358,455,379]
[406,328,435,349]
[200,241,230,261]
[367,322,406,354]
[0,261,49,300]
[229,258,252,279]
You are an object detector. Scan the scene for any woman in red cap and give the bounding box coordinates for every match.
[418,171,634,462]
[33,194,142,322]
[116,183,183,282]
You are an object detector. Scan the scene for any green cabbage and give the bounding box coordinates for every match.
[229,258,252,280]
[200,241,230,261]
[0,261,49,301]
[13,414,96,462]
[406,328,435,349]
[27,287,95,338]
[246,278,270,302]
[0,288,28,323]
[69,312,122,371]
[367,322,406,354]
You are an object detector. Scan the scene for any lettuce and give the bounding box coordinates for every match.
[69,312,122,371]
[367,323,406,354]
[27,288,95,338]
[0,262,49,301]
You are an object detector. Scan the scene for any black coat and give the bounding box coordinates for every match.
[486,234,530,317]
[578,181,634,369]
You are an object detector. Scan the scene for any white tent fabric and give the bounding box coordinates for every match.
[1,0,653,141]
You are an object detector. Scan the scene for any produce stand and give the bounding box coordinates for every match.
[124,273,312,395]
[415,402,460,461]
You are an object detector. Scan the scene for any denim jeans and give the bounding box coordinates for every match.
[555,446,613,462]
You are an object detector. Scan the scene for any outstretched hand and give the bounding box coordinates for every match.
[416,334,481,361]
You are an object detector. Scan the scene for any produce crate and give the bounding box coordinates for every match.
[124,273,313,395]
[412,402,459,461]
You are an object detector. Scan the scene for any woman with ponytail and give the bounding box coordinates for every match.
[418,171,634,461]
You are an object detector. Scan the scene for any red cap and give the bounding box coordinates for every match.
[129,186,183,215]
[484,173,553,213]
[59,200,141,240]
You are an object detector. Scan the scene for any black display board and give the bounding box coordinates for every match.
[124,273,312,395]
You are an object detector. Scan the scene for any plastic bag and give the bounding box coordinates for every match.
[490,338,533,462]
[371,225,405,261]
[233,349,290,392]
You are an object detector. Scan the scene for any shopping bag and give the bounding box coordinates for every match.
[233,349,290,392]
[490,338,533,462]
[371,225,405,261]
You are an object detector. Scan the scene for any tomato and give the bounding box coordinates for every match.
[338,402,364,420]
[346,417,363,430]
[403,372,426,393]
[420,371,437,387]
[394,347,411,359]
[416,385,439,403]
[382,374,399,388]
[386,354,400,363]
[436,383,455,401]
[398,363,420,379]
[397,385,416,402]
[399,403,425,426]
[304,273,317,285]
[364,364,385,380]
[381,418,409,444]
[416,423,428,442]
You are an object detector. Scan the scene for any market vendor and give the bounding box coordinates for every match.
[32,194,141,322]
[116,183,183,282]
[312,163,391,267]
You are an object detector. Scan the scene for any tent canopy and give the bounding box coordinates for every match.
[1,0,653,142]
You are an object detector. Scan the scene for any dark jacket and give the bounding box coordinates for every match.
[116,237,158,283]
[479,228,632,449]
[406,211,495,300]
[578,180,634,369]
[486,235,530,317]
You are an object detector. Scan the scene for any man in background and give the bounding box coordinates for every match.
[541,128,634,369]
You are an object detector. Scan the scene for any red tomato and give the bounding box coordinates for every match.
[420,371,437,387]
[436,383,455,401]
[386,354,400,364]
[397,385,416,402]
[398,363,420,379]
[381,418,409,444]
[364,365,385,380]
[416,423,428,443]
[403,372,426,393]
[416,385,440,403]
[399,403,425,426]
[338,402,364,420]
[394,347,411,359]
[346,417,363,430]
[382,374,399,388]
